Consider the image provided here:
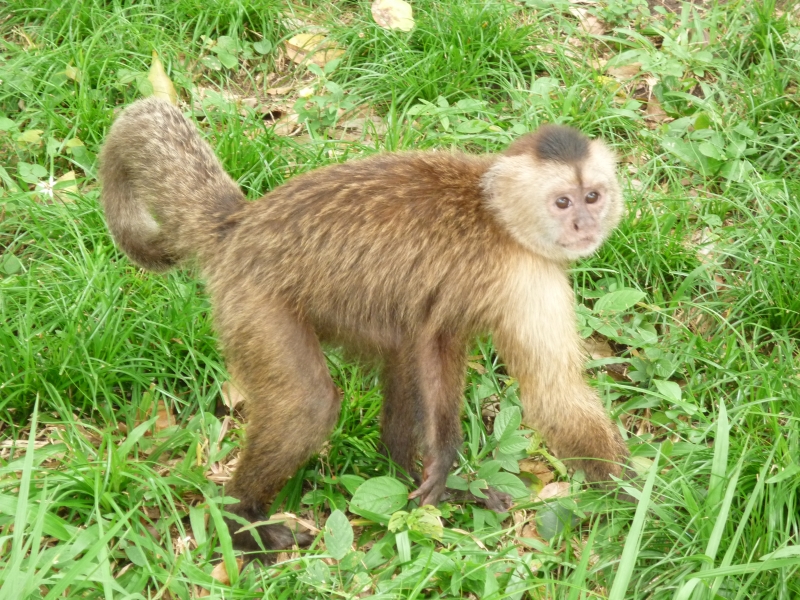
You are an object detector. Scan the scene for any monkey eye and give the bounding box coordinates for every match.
[555,197,571,209]
[585,191,600,203]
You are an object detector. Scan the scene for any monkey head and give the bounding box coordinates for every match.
[483,124,624,263]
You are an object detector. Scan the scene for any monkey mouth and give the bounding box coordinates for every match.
[561,236,598,251]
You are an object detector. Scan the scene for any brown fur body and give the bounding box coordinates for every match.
[100,98,628,557]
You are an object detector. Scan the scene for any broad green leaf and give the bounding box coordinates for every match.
[469,478,489,499]
[477,460,502,480]
[406,505,443,539]
[456,119,489,134]
[1,253,22,275]
[124,545,148,567]
[499,432,530,455]
[324,510,353,560]
[445,473,468,490]
[494,406,521,440]
[652,379,682,403]
[594,288,646,313]
[485,471,529,500]
[253,39,272,54]
[201,55,223,70]
[189,505,207,546]
[215,35,238,54]
[535,504,577,540]
[216,51,238,70]
[350,476,407,522]
[698,141,724,160]
[396,530,411,563]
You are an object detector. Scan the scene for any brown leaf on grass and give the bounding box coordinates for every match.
[535,481,570,501]
[148,51,178,105]
[155,399,175,432]
[519,459,555,485]
[569,7,605,36]
[371,0,415,32]
[271,112,301,136]
[285,33,345,68]
[208,558,243,586]
[269,511,321,534]
[340,115,388,137]
[583,336,614,361]
[644,97,670,126]
[512,510,528,536]
[606,62,641,80]
[266,85,294,96]
[519,521,543,541]
[220,381,246,411]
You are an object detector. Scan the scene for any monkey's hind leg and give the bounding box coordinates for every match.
[218,296,341,560]
[380,347,423,481]
[383,335,513,513]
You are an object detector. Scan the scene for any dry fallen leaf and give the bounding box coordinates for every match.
[221,381,246,411]
[285,33,344,68]
[519,459,555,485]
[520,521,543,541]
[570,7,605,36]
[266,85,294,96]
[583,336,614,361]
[371,0,415,32]
[148,51,177,105]
[271,112,301,136]
[535,481,570,501]
[206,558,243,587]
[155,399,175,432]
[644,98,670,126]
[606,62,641,80]
[269,511,321,534]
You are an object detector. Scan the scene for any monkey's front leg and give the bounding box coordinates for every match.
[493,280,629,483]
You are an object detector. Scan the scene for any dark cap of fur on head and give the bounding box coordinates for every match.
[504,124,590,164]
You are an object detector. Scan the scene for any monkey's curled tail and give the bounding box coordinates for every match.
[99,98,245,271]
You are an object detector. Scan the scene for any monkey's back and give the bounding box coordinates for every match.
[208,151,518,349]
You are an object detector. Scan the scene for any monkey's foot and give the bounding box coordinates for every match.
[224,505,313,562]
[441,485,514,513]
[408,477,447,507]
[409,481,514,512]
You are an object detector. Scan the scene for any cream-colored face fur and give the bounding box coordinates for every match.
[482,140,623,263]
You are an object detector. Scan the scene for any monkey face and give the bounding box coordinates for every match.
[482,137,623,263]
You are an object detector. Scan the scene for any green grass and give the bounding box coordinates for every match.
[1,0,799,598]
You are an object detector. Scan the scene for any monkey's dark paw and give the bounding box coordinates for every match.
[443,486,514,513]
[408,478,447,507]
[473,487,514,513]
[224,506,313,562]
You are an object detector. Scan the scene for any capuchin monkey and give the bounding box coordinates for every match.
[99,97,628,559]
